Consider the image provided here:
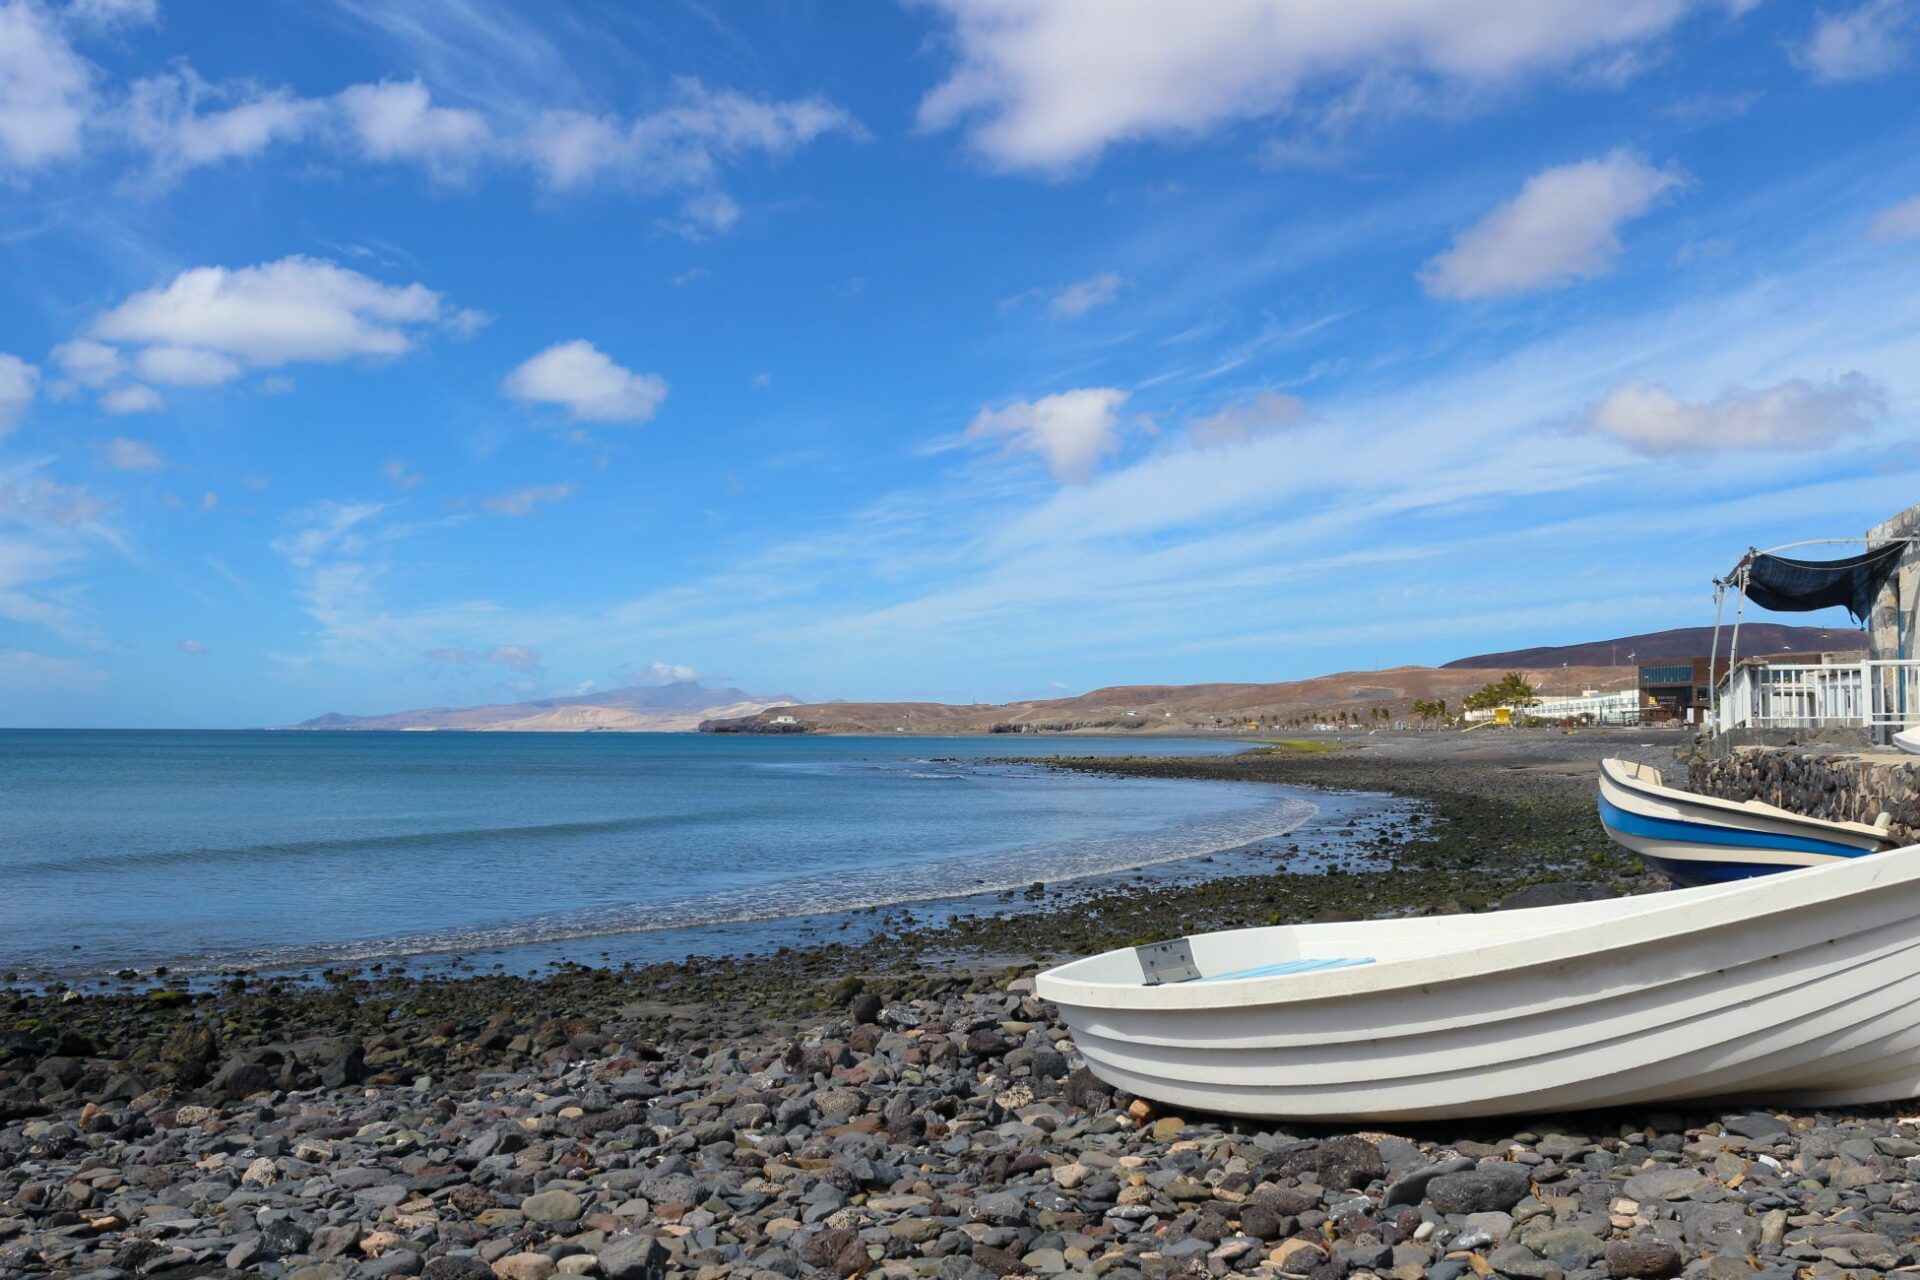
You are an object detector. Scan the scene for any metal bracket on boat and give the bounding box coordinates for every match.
[1135,938,1202,986]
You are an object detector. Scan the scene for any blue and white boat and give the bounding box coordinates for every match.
[1599,757,1898,886]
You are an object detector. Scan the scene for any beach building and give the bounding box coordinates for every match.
[1711,500,1920,739]
[1463,688,1641,724]
[1638,659,1713,723]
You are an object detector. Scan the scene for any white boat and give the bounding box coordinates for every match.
[1895,728,1920,756]
[1036,846,1920,1122]
[1598,756,1895,886]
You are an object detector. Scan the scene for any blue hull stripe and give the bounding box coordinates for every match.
[1597,793,1870,859]
[1637,853,1798,887]
[1196,956,1374,984]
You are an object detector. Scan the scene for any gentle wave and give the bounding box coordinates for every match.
[5,812,707,877]
[53,794,1319,979]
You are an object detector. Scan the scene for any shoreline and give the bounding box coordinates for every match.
[10,772,1379,991]
[0,736,1272,988]
[5,734,1652,1095]
[11,732,1906,1280]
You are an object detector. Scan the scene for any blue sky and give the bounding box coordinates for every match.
[2,0,1919,727]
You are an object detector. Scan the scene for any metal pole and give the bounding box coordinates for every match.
[1708,583,1727,733]
[1728,559,1750,728]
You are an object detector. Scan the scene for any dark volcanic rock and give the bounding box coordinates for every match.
[158,1021,219,1084]
[1427,1163,1532,1214]
[1384,1155,1475,1206]
[421,1258,496,1280]
[598,1233,670,1280]
[1605,1238,1684,1279]
[1318,1134,1386,1189]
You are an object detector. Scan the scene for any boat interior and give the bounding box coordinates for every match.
[1048,889,1711,989]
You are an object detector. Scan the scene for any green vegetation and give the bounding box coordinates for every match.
[1462,671,1538,712]
[1252,738,1344,753]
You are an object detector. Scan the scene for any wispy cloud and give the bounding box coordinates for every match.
[483,482,575,517]
[1797,0,1914,83]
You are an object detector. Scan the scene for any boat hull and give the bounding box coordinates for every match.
[1036,848,1920,1121]
[1597,757,1893,886]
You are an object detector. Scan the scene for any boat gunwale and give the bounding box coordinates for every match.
[1035,843,1920,1011]
[1599,756,1897,845]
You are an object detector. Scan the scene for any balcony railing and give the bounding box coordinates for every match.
[1713,659,1920,735]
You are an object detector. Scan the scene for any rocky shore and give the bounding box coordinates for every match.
[10,731,1914,1280]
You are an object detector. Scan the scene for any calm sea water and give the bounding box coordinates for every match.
[0,731,1325,980]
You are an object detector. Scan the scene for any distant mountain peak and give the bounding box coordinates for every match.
[289,680,795,732]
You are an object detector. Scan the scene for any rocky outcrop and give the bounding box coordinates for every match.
[1686,743,1920,843]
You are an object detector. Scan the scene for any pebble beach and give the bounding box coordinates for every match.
[9,731,1913,1280]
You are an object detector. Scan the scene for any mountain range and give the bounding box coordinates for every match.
[288,682,792,733]
[289,624,1865,734]
[1440,624,1860,670]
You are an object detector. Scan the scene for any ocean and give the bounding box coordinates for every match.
[0,731,1336,983]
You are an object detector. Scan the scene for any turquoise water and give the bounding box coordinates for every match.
[0,731,1323,980]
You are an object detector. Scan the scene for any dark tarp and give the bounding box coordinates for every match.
[1744,543,1905,623]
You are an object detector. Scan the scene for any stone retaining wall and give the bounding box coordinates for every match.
[1686,743,1920,843]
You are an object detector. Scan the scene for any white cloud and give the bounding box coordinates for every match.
[1419,151,1683,299]
[1188,389,1307,449]
[487,643,539,671]
[0,353,37,430]
[100,382,163,414]
[124,73,495,184]
[101,435,163,470]
[918,0,1713,170]
[0,0,90,169]
[1798,0,1913,82]
[1583,373,1888,455]
[66,0,156,27]
[521,78,857,234]
[503,340,667,425]
[0,467,108,537]
[639,660,697,684]
[521,109,620,189]
[382,458,421,490]
[178,638,207,654]
[271,499,389,567]
[1049,270,1126,318]
[123,68,322,180]
[483,482,576,517]
[1870,194,1920,243]
[136,344,243,386]
[671,189,740,238]
[91,256,456,385]
[336,78,491,177]
[966,387,1130,483]
[525,79,857,191]
[51,338,121,387]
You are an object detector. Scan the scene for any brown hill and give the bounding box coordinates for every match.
[1442,624,1862,670]
[704,664,1632,736]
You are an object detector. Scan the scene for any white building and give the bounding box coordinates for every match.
[1464,689,1641,724]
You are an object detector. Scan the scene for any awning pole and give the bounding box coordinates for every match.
[1708,583,1727,732]
[1727,555,1751,725]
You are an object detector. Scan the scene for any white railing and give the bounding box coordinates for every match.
[1714,660,1920,734]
